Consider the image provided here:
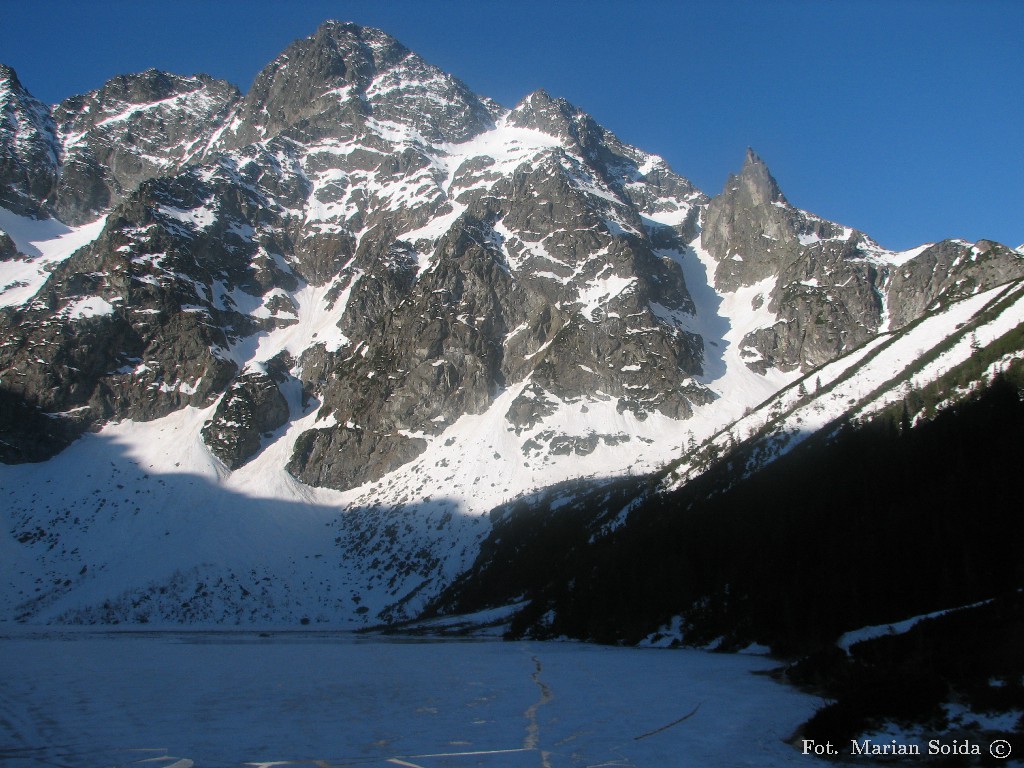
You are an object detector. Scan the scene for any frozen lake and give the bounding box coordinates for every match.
[0,630,818,767]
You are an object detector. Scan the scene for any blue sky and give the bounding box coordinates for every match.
[3,0,1021,250]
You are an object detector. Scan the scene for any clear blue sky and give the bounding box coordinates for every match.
[2,0,1021,250]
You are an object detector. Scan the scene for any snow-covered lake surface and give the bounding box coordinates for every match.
[0,631,818,767]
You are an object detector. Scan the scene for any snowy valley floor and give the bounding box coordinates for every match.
[0,630,819,767]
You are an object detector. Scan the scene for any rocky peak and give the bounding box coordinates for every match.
[701,148,804,290]
[0,65,33,108]
[507,90,609,158]
[51,69,240,225]
[53,69,241,150]
[257,20,398,97]
[508,90,575,134]
[0,63,61,216]
[737,147,787,208]
[702,149,885,372]
[318,20,411,77]
[0,64,23,93]
[74,69,223,111]
[504,89,700,222]
[216,21,493,149]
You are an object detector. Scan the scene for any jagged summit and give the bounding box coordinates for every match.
[738,146,787,207]
[508,90,611,156]
[0,63,24,87]
[701,147,802,290]
[213,20,495,151]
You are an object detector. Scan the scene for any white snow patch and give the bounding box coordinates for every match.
[159,203,217,230]
[884,243,933,266]
[838,598,994,652]
[574,273,635,317]
[58,296,115,321]
[0,208,107,307]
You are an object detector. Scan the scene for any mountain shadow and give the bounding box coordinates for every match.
[1,429,480,626]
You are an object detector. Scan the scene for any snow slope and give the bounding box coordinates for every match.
[0,208,107,307]
[0,402,488,626]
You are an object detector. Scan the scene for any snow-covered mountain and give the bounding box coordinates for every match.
[2,21,1022,628]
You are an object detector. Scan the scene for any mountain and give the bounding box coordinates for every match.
[1,21,1022,635]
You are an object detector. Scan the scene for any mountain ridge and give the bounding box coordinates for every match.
[1,20,1022,630]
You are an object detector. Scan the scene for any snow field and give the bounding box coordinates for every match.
[0,398,488,625]
[0,632,819,767]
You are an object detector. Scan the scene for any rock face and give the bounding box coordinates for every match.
[2,20,1023,489]
[213,21,497,152]
[0,198,241,442]
[202,364,290,469]
[52,70,241,224]
[701,149,884,371]
[703,148,797,290]
[0,228,17,260]
[0,65,61,216]
[884,239,1024,330]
